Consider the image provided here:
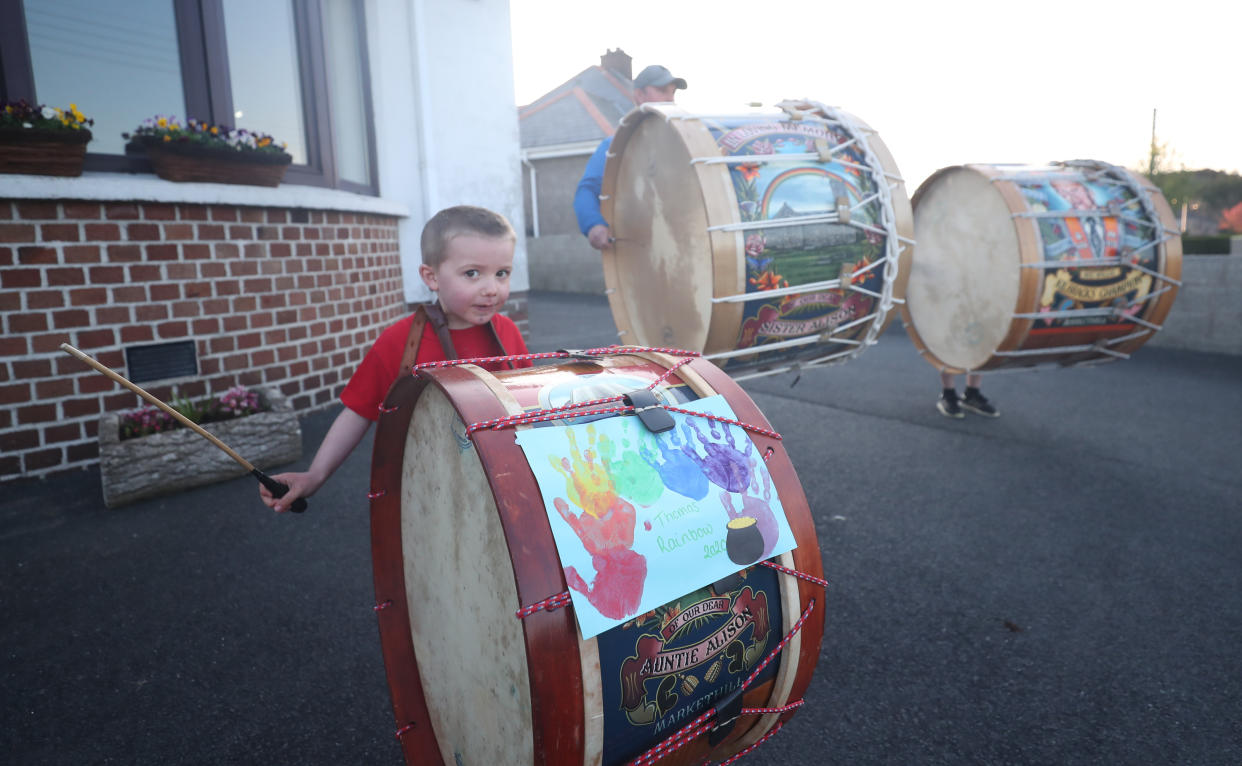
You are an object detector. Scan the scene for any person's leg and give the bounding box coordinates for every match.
[961,373,999,417]
[937,372,963,418]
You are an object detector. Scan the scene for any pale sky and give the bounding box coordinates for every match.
[510,0,1240,190]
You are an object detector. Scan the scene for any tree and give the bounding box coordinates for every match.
[1147,110,1176,176]
[1147,169,1242,235]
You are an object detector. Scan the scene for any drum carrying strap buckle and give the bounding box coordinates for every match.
[623,389,675,433]
[709,686,746,745]
[557,348,599,362]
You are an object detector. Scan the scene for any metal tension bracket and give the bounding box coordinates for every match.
[708,686,746,745]
[623,389,675,433]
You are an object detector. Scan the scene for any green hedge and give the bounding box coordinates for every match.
[1181,235,1234,255]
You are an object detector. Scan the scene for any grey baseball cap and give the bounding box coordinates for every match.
[632,64,687,90]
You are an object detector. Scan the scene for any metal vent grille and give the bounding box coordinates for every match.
[125,340,198,384]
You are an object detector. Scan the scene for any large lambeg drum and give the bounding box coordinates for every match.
[901,161,1182,371]
[369,349,825,765]
[601,99,913,379]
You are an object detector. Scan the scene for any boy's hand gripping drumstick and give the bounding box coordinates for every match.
[60,343,307,513]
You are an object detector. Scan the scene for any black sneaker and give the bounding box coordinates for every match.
[937,391,964,419]
[961,390,999,417]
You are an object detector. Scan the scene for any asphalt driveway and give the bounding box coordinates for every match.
[4,291,1240,765]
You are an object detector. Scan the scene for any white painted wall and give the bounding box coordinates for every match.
[366,0,528,304]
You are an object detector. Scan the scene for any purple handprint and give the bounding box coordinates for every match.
[681,418,752,493]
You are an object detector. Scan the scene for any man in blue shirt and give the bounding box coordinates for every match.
[573,64,687,251]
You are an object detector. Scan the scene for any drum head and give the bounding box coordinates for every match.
[906,166,1023,371]
[402,384,531,764]
[605,111,725,352]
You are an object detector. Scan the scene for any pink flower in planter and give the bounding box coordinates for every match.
[217,385,260,417]
[116,385,267,441]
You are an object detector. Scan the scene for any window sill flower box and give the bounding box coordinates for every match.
[135,138,292,186]
[0,100,93,177]
[125,116,293,187]
[98,387,302,509]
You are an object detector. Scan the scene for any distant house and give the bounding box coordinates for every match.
[519,49,636,292]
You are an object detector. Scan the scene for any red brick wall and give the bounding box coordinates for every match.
[0,199,408,482]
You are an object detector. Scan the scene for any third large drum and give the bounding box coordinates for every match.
[601,99,913,379]
[902,161,1182,371]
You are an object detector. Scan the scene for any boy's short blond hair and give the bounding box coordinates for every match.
[420,205,516,267]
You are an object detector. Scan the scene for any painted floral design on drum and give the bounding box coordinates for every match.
[744,231,773,274]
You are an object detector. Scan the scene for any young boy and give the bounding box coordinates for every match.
[259,205,531,512]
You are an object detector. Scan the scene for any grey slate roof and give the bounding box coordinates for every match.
[519,65,635,149]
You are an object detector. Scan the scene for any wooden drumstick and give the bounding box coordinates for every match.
[59,343,307,513]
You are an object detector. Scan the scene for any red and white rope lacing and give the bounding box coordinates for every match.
[513,591,573,619]
[419,346,782,442]
[759,560,829,588]
[412,345,701,372]
[467,401,782,441]
[713,721,787,765]
[625,598,817,766]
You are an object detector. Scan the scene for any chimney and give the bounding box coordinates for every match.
[600,48,632,82]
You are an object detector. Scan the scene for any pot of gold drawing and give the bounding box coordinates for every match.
[726,516,765,565]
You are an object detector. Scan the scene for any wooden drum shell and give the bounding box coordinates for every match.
[369,354,824,766]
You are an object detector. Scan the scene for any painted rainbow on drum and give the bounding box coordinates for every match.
[709,117,888,365]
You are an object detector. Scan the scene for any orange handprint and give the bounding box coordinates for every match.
[550,425,646,618]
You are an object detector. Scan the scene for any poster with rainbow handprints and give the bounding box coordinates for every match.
[514,394,796,639]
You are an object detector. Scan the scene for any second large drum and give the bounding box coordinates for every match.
[600,99,913,379]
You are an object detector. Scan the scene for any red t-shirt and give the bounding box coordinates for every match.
[340,312,531,421]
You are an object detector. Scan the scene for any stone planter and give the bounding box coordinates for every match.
[98,387,302,509]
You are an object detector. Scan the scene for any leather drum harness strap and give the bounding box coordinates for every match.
[399,302,515,371]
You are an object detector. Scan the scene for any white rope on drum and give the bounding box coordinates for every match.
[711,277,847,304]
[708,232,901,307]
[798,99,907,359]
[694,99,909,377]
[991,161,1182,347]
